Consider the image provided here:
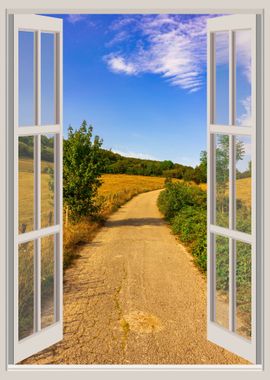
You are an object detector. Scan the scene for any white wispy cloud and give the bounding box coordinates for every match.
[215,29,251,83]
[66,14,96,28]
[106,56,138,75]
[66,14,86,24]
[112,149,157,160]
[104,14,216,93]
[235,30,251,83]
[237,95,251,126]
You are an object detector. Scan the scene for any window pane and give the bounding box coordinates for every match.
[19,241,34,340]
[236,241,251,339]
[215,134,229,228]
[235,30,251,126]
[41,33,55,125]
[19,136,35,233]
[41,235,55,328]
[19,31,35,126]
[41,135,55,228]
[215,235,229,329]
[236,136,252,233]
[214,32,229,125]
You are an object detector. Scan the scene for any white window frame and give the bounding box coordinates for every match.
[207,14,259,363]
[0,0,269,378]
[10,14,63,363]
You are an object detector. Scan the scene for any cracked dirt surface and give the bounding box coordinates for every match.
[23,189,249,365]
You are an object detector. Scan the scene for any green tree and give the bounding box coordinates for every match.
[248,160,252,176]
[63,121,103,221]
[216,135,245,184]
[161,160,174,171]
[198,150,207,183]
[215,135,245,219]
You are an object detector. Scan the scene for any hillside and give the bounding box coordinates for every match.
[99,148,206,183]
[19,136,207,184]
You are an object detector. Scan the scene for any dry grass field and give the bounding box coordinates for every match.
[98,174,179,215]
[235,177,252,208]
[19,158,55,338]
[19,158,54,233]
[199,178,251,207]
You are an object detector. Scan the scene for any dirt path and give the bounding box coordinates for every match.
[24,189,248,365]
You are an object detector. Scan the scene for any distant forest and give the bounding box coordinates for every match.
[19,135,207,184]
[99,149,207,184]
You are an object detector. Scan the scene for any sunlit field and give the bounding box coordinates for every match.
[18,158,54,233]
[18,157,55,340]
[98,174,180,214]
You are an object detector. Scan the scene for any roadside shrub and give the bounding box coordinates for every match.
[158,182,206,221]
[158,182,207,272]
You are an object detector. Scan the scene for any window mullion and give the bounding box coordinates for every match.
[34,30,41,333]
[229,30,236,333]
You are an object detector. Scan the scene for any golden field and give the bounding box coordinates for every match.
[18,158,54,233]
[199,178,251,207]
[235,177,252,208]
[98,173,177,215]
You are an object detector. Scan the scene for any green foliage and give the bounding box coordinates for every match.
[158,182,206,220]
[193,150,207,184]
[63,121,103,221]
[99,149,207,184]
[19,135,54,162]
[41,135,54,162]
[19,136,34,159]
[158,182,207,271]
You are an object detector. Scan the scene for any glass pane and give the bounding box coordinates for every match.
[235,30,251,126]
[41,235,55,328]
[41,135,55,228]
[19,136,35,233]
[236,241,252,339]
[215,134,229,228]
[19,241,34,340]
[41,33,55,125]
[215,32,229,125]
[215,235,229,329]
[236,136,252,233]
[19,31,35,126]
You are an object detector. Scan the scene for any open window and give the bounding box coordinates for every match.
[8,14,63,363]
[207,15,261,363]
[6,12,262,366]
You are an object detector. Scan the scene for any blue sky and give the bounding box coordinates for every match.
[56,13,215,167]
[19,14,250,169]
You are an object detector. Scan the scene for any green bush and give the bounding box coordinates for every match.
[158,182,206,220]
[158,182,207,272]
[63,121,104,221]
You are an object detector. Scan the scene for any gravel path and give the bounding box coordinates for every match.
[24,189,248,365]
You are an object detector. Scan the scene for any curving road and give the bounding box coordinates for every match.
[24,189,248,365]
